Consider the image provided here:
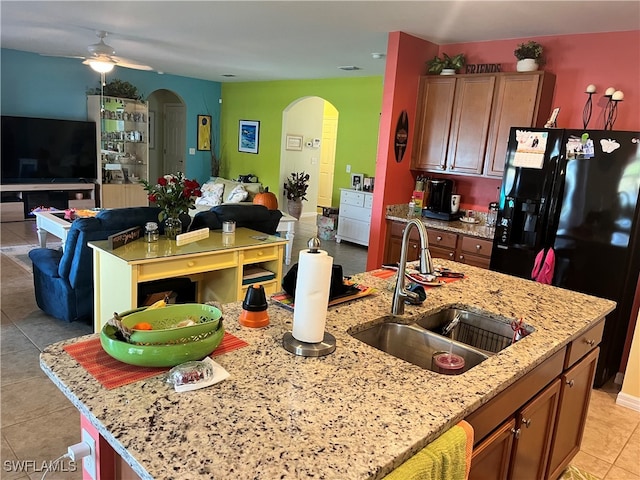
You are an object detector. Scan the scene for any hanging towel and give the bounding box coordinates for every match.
[383,420,474,480]
[532,248,555,284]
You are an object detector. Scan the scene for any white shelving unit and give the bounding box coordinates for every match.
[335,188,373,247]
[87,95,149,208]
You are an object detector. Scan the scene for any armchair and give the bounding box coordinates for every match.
[28,207,165,323]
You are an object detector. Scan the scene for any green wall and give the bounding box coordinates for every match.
[221,76,383,206]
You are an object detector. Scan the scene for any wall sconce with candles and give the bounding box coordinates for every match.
[603,87,624,130]
[583,84,596,129]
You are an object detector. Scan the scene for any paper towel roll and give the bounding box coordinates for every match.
[292,249,334,343]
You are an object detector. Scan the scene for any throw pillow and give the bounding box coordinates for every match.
[226,184,248,203]
[196,182,224,206]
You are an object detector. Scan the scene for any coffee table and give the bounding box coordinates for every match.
[32,211,72,251]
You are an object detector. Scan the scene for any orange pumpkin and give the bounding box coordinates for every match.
[253,187,279,210]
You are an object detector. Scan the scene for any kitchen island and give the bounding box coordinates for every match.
[40,261,615,479]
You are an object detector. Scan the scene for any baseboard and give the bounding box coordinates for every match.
[616,391,640,412]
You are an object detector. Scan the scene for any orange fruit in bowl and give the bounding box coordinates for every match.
[133,322,153,330]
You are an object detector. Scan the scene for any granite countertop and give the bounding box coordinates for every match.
[386,204,496,240]
[40,262,615,480]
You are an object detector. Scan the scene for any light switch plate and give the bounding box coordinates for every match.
[189,148,196,155]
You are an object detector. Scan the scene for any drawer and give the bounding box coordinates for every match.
[137,251,237,281]
[364,194,374,209]
[460,236,493,258]
[427,228,457,249]
[340,190,365,207]
[242,245,279,264]
[565,317,605,369]
[340,203,372,222]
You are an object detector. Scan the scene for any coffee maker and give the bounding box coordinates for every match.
[423,179,459,221]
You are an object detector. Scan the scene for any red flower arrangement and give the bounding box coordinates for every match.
[140,172,201,222]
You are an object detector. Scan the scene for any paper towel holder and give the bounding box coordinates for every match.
[283,331,336,357]
[282,236,337,356]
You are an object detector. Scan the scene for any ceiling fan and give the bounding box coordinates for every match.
[47,30,153,73]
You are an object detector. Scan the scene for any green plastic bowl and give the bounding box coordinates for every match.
[121,303,223,345]
[100,320,225,367]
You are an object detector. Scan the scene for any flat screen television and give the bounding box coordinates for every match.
[1,115,97,184]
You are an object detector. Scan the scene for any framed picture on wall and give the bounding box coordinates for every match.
[285,134,303,151]
[238,120,260,154]
[197,114,212,151]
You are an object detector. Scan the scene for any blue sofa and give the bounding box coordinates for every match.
[190,204,283,235]
[28,207,169,323]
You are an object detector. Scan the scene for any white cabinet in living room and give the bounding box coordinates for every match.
[336,188,372,247]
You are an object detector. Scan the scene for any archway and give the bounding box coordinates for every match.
[146,89,186,180]
[280,97,339,222]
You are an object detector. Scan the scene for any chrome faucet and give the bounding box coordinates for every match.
[391,219,434,315]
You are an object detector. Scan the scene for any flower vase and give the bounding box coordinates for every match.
[287,199,303,220]
[164,216,183,240]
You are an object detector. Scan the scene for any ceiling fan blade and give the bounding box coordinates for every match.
[111,56,153,71]
[40,53,86,60]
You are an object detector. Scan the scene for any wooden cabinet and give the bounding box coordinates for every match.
[101,184,148,208]
[457,236,493,269]
[384,220,491,268]
[484,72,556,177]
[411,72,555,178]
[467,318,605,480]
[510,380,561,479]
[546,348,599,479]
[336,189,373,246]
[412,77,457,171]
[88,95,149,208]
[445,75,496,175]
[471,381,561,480]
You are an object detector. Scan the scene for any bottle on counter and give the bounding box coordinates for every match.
[408,196,416,218]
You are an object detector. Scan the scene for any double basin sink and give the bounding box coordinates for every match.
[349,308,535,374]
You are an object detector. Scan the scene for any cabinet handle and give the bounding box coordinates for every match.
[187,261,195,267]
[436,236,443,241]
[475,244,481,250]
[522,418,532,428]
[459,255,464,261]
[566,379,575,388]
[440,164,446,170]
[585,339,595,346]
[511,427,521,439]
[448,253,454,259]
[412,244,417,249]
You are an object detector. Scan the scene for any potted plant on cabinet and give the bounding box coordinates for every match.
[426,53,466,75]
[283,171,310,219]
[514,41,543,72]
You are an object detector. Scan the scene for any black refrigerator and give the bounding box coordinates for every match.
[490,127,640,387]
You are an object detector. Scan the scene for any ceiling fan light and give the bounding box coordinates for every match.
[89,60,114,73]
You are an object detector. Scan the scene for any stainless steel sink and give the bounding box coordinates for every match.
[414,308,535,355]
[350,321,488,374]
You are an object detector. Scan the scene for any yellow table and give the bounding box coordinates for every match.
[88,228,287,332]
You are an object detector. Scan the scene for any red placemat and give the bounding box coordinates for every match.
[63,332,248,390]
[369,268,464,286]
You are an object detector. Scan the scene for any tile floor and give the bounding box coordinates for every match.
[0,216,638,479]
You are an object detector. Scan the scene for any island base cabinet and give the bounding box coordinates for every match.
[510,379,561,479]
[546,348,600,480]
[469,379,560,480]
[470,419,515,480]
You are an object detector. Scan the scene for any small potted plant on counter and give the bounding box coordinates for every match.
[514,41,543,72]
[426,53,466,75]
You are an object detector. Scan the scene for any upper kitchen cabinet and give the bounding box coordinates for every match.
[87,95,150,208]
[484,72,556,177]
[411,72,555,178]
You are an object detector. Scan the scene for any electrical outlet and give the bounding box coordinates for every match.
[346,164,351,173]
[81,428,97,480]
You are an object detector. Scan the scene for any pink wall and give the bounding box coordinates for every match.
[367,32,438,270]
[367,29,640,271]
